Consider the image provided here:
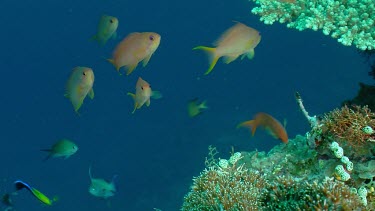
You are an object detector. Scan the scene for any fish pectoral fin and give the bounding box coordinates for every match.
[247,49,255,60]
[127,92,135,99]
[265,127,278,139]
[126,63,138,75]
[111,31,117,40]
[151,91,162,99]
[142,54,152,67]
[223,55,239,64]
[88,88,95,99]
[146,99,151,107]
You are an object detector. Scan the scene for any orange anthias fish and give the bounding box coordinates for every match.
[127,77,162,114]
[237,112,288,143]
[107,32,161,75]
[65,67,95,113]
[193,22,261,75]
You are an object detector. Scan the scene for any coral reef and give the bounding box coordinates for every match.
[263,176,364,210]
[316,105,375,158]
[181,93,375,210]
[181,153,267,211]
[250,0,375,50]
[181,141,368,210]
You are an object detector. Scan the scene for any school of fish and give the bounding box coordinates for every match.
[2,13,289,210]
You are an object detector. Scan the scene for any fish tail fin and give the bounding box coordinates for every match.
[127,93,137,114]
[40,149,51,152]
[200,101,208,109]
[111,174,119,188]
[90,35,105,46]
[193,46,219,75]
[151,91,163,99]
[52,196,59,203]
[43,155,52,161]
[237,120,257,136]
[14,181,31,192]
[40,149,52,161]
[107,59,120,72]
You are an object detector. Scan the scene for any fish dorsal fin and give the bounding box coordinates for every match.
[89,166,93,180]
[283,118,288,130]
[213,22,242,46]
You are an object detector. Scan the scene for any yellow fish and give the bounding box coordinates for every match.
[193,22,261,75]
[65,67,95,113]
[107,32,161,75]
[187,98,208,117]
[41,139,78,161]
[127,77,162,114]
[91,15,119,46]
[14,180,57,206]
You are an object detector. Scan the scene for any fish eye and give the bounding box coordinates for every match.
[141,86,144,90]
[110,19,114,23]
[82,72,86,76]
[149,35,154,41]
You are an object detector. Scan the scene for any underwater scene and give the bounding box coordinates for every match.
[1,0,375,210]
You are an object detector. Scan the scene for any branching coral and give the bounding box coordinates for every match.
[320,105,375,157]
[262,176,365,210]
[182,151,267,211]
[250,0,375,50]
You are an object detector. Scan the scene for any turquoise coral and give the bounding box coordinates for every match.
[250,0,375,50]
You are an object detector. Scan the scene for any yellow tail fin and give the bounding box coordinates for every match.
[193,46,219,75]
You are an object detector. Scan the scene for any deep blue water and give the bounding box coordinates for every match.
[0,0,372,210]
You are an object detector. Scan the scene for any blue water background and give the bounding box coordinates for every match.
[0,0,371,210]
